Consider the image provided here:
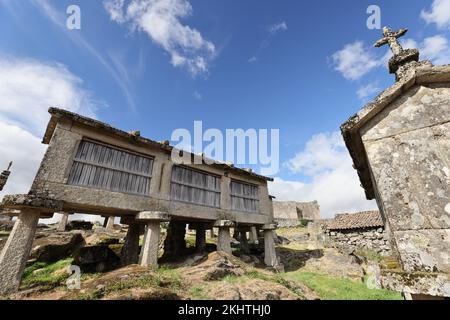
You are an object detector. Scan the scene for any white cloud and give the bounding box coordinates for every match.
[248,21,288,63]
[401,36,450,65]
[193,91,202,100]
[0,56,103,205]
[420,35,450,65]
[357,82,380,101]
[421,0,450,29]
[27,0,136,111]
[330,41,381,81]
[104,0,215,76]
[269,21,288,35]
[269,132,377,218]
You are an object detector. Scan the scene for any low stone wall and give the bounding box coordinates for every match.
[326,227,391,256]
[274,218,300,228]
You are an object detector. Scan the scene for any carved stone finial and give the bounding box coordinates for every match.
[374,27,408,55]
[374,26,428,81]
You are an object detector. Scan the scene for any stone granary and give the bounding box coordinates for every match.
[0,108,278,295]
[341,27,450,298]
[273,201,321,227]
[326,211,391,256]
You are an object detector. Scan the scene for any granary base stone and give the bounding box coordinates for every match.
[121,223,142,266]
[217,226,232,254]
[0,209,40,295]
[57,212,70,232]
[140,222,160,268]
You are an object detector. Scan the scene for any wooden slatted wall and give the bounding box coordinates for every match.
[230,180,259,213]
[170,166,221,208]
[67,140,153,196]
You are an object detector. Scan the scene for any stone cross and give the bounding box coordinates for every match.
[374,27,408,56]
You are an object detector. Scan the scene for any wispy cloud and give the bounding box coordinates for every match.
[193,91,202,101]
[29,0,136,111]
[357,82,380,101]
[421,0,450,29]
[330,41,382,81]
[269,21,288,35]
[103,0,215,77]
[249,21,288,63]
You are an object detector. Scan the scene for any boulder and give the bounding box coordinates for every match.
[67,221,94,231]
[30,232,85,262]
[74,245,121,273]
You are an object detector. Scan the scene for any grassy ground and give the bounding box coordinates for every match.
[21,259,74,289]
[285,271,402,300]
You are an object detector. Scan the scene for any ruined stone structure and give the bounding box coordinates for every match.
[326,211,391,256]
[0,108,278,295]
[341,27,450,299]
[273,201,321,227]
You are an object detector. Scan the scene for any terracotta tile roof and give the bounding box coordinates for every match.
[327,211,384,231]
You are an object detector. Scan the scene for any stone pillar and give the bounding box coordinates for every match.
[263,224,278,268]
[162,221,187,260]
[0,209,40,295]
[239,230,250,255]
[195,226,206,252]
[215,220,235,255]
[57,212,70,232]
[233,228,240,241]
[249,227,258,244]
[106,216,115,230]
[121,223,143,266]
[140,221,160,268]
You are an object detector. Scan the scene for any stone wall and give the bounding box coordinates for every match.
[273,201,320,227]
[326,227,392,256]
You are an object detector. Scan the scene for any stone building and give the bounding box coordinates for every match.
[272,201,321,227]
[326,211,391,256]
[341,27,450,298]
[0,108,278,295]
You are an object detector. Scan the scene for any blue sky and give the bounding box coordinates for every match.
[1,0,449,218]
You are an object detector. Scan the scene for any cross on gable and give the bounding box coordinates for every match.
[374,27,408,56]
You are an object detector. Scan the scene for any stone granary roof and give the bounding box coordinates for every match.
[327,211,384,231]
[341,64,450,200]
[44,107,274,183]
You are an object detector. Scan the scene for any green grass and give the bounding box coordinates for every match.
[22,258,74,289]
[285,271,402,300]
[355,247,383,263]
[298,219,312,227]
[189,287,210,300]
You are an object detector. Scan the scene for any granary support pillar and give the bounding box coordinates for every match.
[238,228,250,255]
[195,226,206,252]
[57,212,70,232]
[249,226,259,244]
[136,211,169,268]
[120,217,143,266]
[263,224,278,268]
[106,216,115,230]
[215,220,235,255]
[0,209,41,295]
